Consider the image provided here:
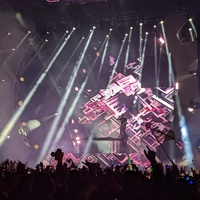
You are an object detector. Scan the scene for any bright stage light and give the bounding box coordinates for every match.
[12,48,15,51]
[8,32,11,35]
[82,37,85,39]
[73,27,76,30]
[145,32,148,35]
[188,107,194,112]
[28,31,31,34]
[153,25,156,28]
[45,39,48,42]
[74,129,79,133]
[74,87,79,92]
[189,28,192,31]
[1,29,74,148]
[175,82,179,90]
[44,29,95,155]
[179,117,193,165]
[82,68,86,73]
[109,28,112,31]
[66,30,69,33]
[124,25,133,74]
[139,23,143,26]
[189,18,192,22]
[159,37,165,44]
[107,32,128,88]
[76,137,80,140]
[93,26,96,29]
[34,144,39,150]
[46,32,49,34]
[125,33,128,36]
[20,77,24,82]
[7,136,10,139]
[160,21,164,24]
[106,35,109,38]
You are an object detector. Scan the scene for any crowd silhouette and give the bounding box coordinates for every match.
[0,147,200,200]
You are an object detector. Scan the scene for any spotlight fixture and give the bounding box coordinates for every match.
[153,25,156,28]
[82,37,85,39]
[125,33,128,36]
[93,26,96,29]
[45,39,48,42]
[66,30,69,33]
[46,32,49,34]
[8,32,11,35]
[130,27,133,30]
[73,27,76,30]
[106,35,109,38]
[109,28,112,31]
[160,21,164,24]
[189,18,192,22]
[28,31,31,33]
[139,23,143,26]
[145,32,148,35]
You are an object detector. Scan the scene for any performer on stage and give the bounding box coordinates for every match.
[118,114,128,152]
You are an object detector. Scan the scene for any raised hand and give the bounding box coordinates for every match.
[144,146,157,165]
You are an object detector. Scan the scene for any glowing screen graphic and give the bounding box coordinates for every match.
[71,59,173,167]
[43,59,174,168]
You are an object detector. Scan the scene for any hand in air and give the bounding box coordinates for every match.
[144,146,157,165]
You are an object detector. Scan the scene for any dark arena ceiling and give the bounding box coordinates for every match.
[2,0,200,33]
[0,0,200,167]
